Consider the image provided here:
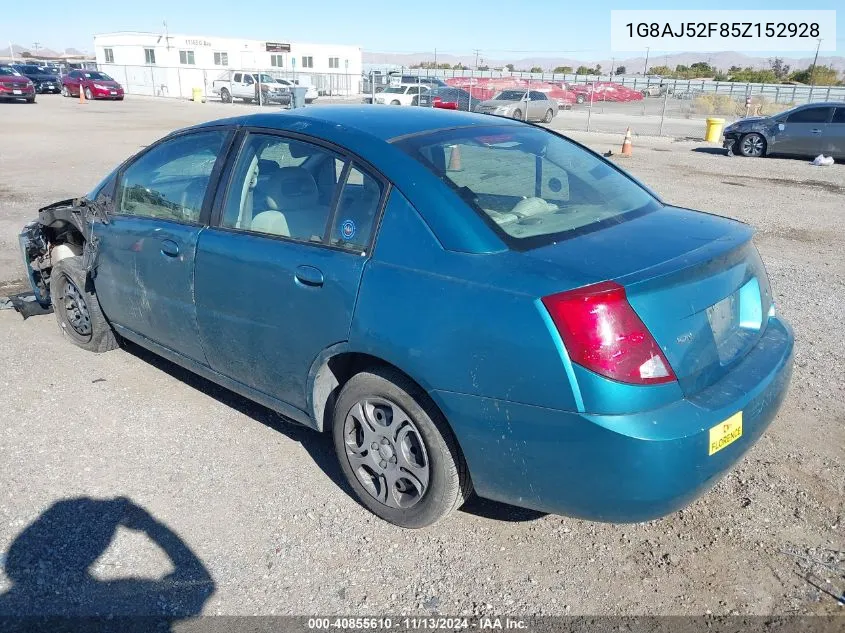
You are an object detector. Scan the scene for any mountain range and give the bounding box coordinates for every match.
[363,50,845,74]
[4,43,89,58]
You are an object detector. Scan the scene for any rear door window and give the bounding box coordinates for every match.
[832,108,845,124]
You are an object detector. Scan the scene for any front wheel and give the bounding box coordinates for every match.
[84,87,93,100]
[51,256,119,353]
[543,108,554,123]
[738,133,766,157]
[61,85,70,97]
[511,109,522,120]
[332,367,471,528]
[576,94,586,104]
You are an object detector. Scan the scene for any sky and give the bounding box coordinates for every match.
[2,0,843,60]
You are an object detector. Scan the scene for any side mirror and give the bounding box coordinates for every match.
[777,123,785,131]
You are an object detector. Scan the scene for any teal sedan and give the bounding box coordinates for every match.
[20,106,793,527]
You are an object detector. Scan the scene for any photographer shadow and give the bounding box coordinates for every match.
[0,496,214,631]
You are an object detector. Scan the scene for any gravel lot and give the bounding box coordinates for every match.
[0,96,843,618]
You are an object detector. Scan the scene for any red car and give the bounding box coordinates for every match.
[0,65,36,103]
[62,70,124,100]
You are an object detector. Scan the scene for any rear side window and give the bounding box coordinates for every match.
[832,108,845,124]
[786,107,831,123]
[394,125,659,249]
[330,165,384,251]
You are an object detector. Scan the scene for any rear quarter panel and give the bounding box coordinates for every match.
[348,189,581,412]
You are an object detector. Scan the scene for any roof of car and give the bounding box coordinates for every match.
[191,104,521,142]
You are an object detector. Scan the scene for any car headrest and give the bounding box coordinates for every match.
[275,167,319,208]
[288,141,313,159]
[257,159,281,177]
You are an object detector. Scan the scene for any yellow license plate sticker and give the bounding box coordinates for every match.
[708,412,743,456]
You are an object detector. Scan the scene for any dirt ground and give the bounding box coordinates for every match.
[0,96,842,618]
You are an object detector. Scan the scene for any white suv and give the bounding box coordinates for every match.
[374,84,429,106]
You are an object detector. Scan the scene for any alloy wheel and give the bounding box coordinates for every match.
[343,397,430,509]
[741,134,765,157]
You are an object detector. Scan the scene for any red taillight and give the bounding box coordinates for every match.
[542,281,676,385]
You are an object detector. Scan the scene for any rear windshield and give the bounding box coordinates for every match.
[393,125,660,249]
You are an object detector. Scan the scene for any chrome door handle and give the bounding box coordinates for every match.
[810,129,822,134]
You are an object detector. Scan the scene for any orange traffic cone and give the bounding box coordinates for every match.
[620,127,632,156]
[79,85,86,104]
[448,144,462,171]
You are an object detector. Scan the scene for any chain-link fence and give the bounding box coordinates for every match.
[95,60,844,139]
[361,66,845,138]
[97,63,362,101]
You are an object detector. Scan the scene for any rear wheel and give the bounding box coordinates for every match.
[26,97,35,104]
[543,108,554,123]
[332,367,471,528]
[390,99,401,105]
[220,88,232,103]
[576,94,586,104]
[51,256,119,353]
[738,133,766,157]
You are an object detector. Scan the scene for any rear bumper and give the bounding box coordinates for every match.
[433,317,794,522]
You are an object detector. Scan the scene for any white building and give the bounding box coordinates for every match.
[93,32,362,98]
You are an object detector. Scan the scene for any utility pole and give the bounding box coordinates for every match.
[434,48,437,68]
[32,41,41,57]
[643,46,650,75]
[809,38,822,85]
[473,49,480,70]
[610,57,615,76]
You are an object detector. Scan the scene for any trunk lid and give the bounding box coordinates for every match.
[526,206,773,396]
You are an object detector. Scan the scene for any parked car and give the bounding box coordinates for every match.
[641,84,670,97]
[274,78,318,104]
[374,84,429,106]
[11,64,60,93]
[20,107,794,528]
[388,73,447,89]
[61,70,124,100]
[474,90,557,122]
[723,102,845,159]
[0,65,36,103]
[417,87,478,111]
[211,71,290,105]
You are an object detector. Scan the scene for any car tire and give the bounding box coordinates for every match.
[543,108,554,123]
[738,133,766,158]
[390,100,400,105]
[84,87,93,101]
[51,256,119,354]
[576,94,586,104]
[220,88,232,103]
[332,366,472,528]
[26,97,35,104]
[512,109,522,120]
[61,86,70,97]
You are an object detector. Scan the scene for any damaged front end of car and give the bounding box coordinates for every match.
[19,197,109,308]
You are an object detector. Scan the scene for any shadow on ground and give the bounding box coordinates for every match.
[124,341,544,524]
[0,496,214,632]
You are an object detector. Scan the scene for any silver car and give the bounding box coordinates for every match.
[474,90,557,123]
[723,102,845,159]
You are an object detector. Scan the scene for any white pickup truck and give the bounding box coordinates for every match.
[211,71,291,105]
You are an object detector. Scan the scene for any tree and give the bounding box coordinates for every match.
[453,63,467,70]
[529,66,543,74]
[553,65,572,73]
[615,65,626,75]
[478,65,490,71]
[647,65,672,76]
[769,57,790,80]
[575,65,592,75]
[790,64,840,85]
[689,61,714,75]
[728,67,777,83]
[506,63,514,72]
[728,65,742,74]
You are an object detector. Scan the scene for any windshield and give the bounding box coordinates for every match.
[83,72,112,81]
[394,125,660,249]
[0,66,21,76]
[21,66,43,73]
[494,90,525,101]
[254,74,275,83]
[383,87,405,93]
